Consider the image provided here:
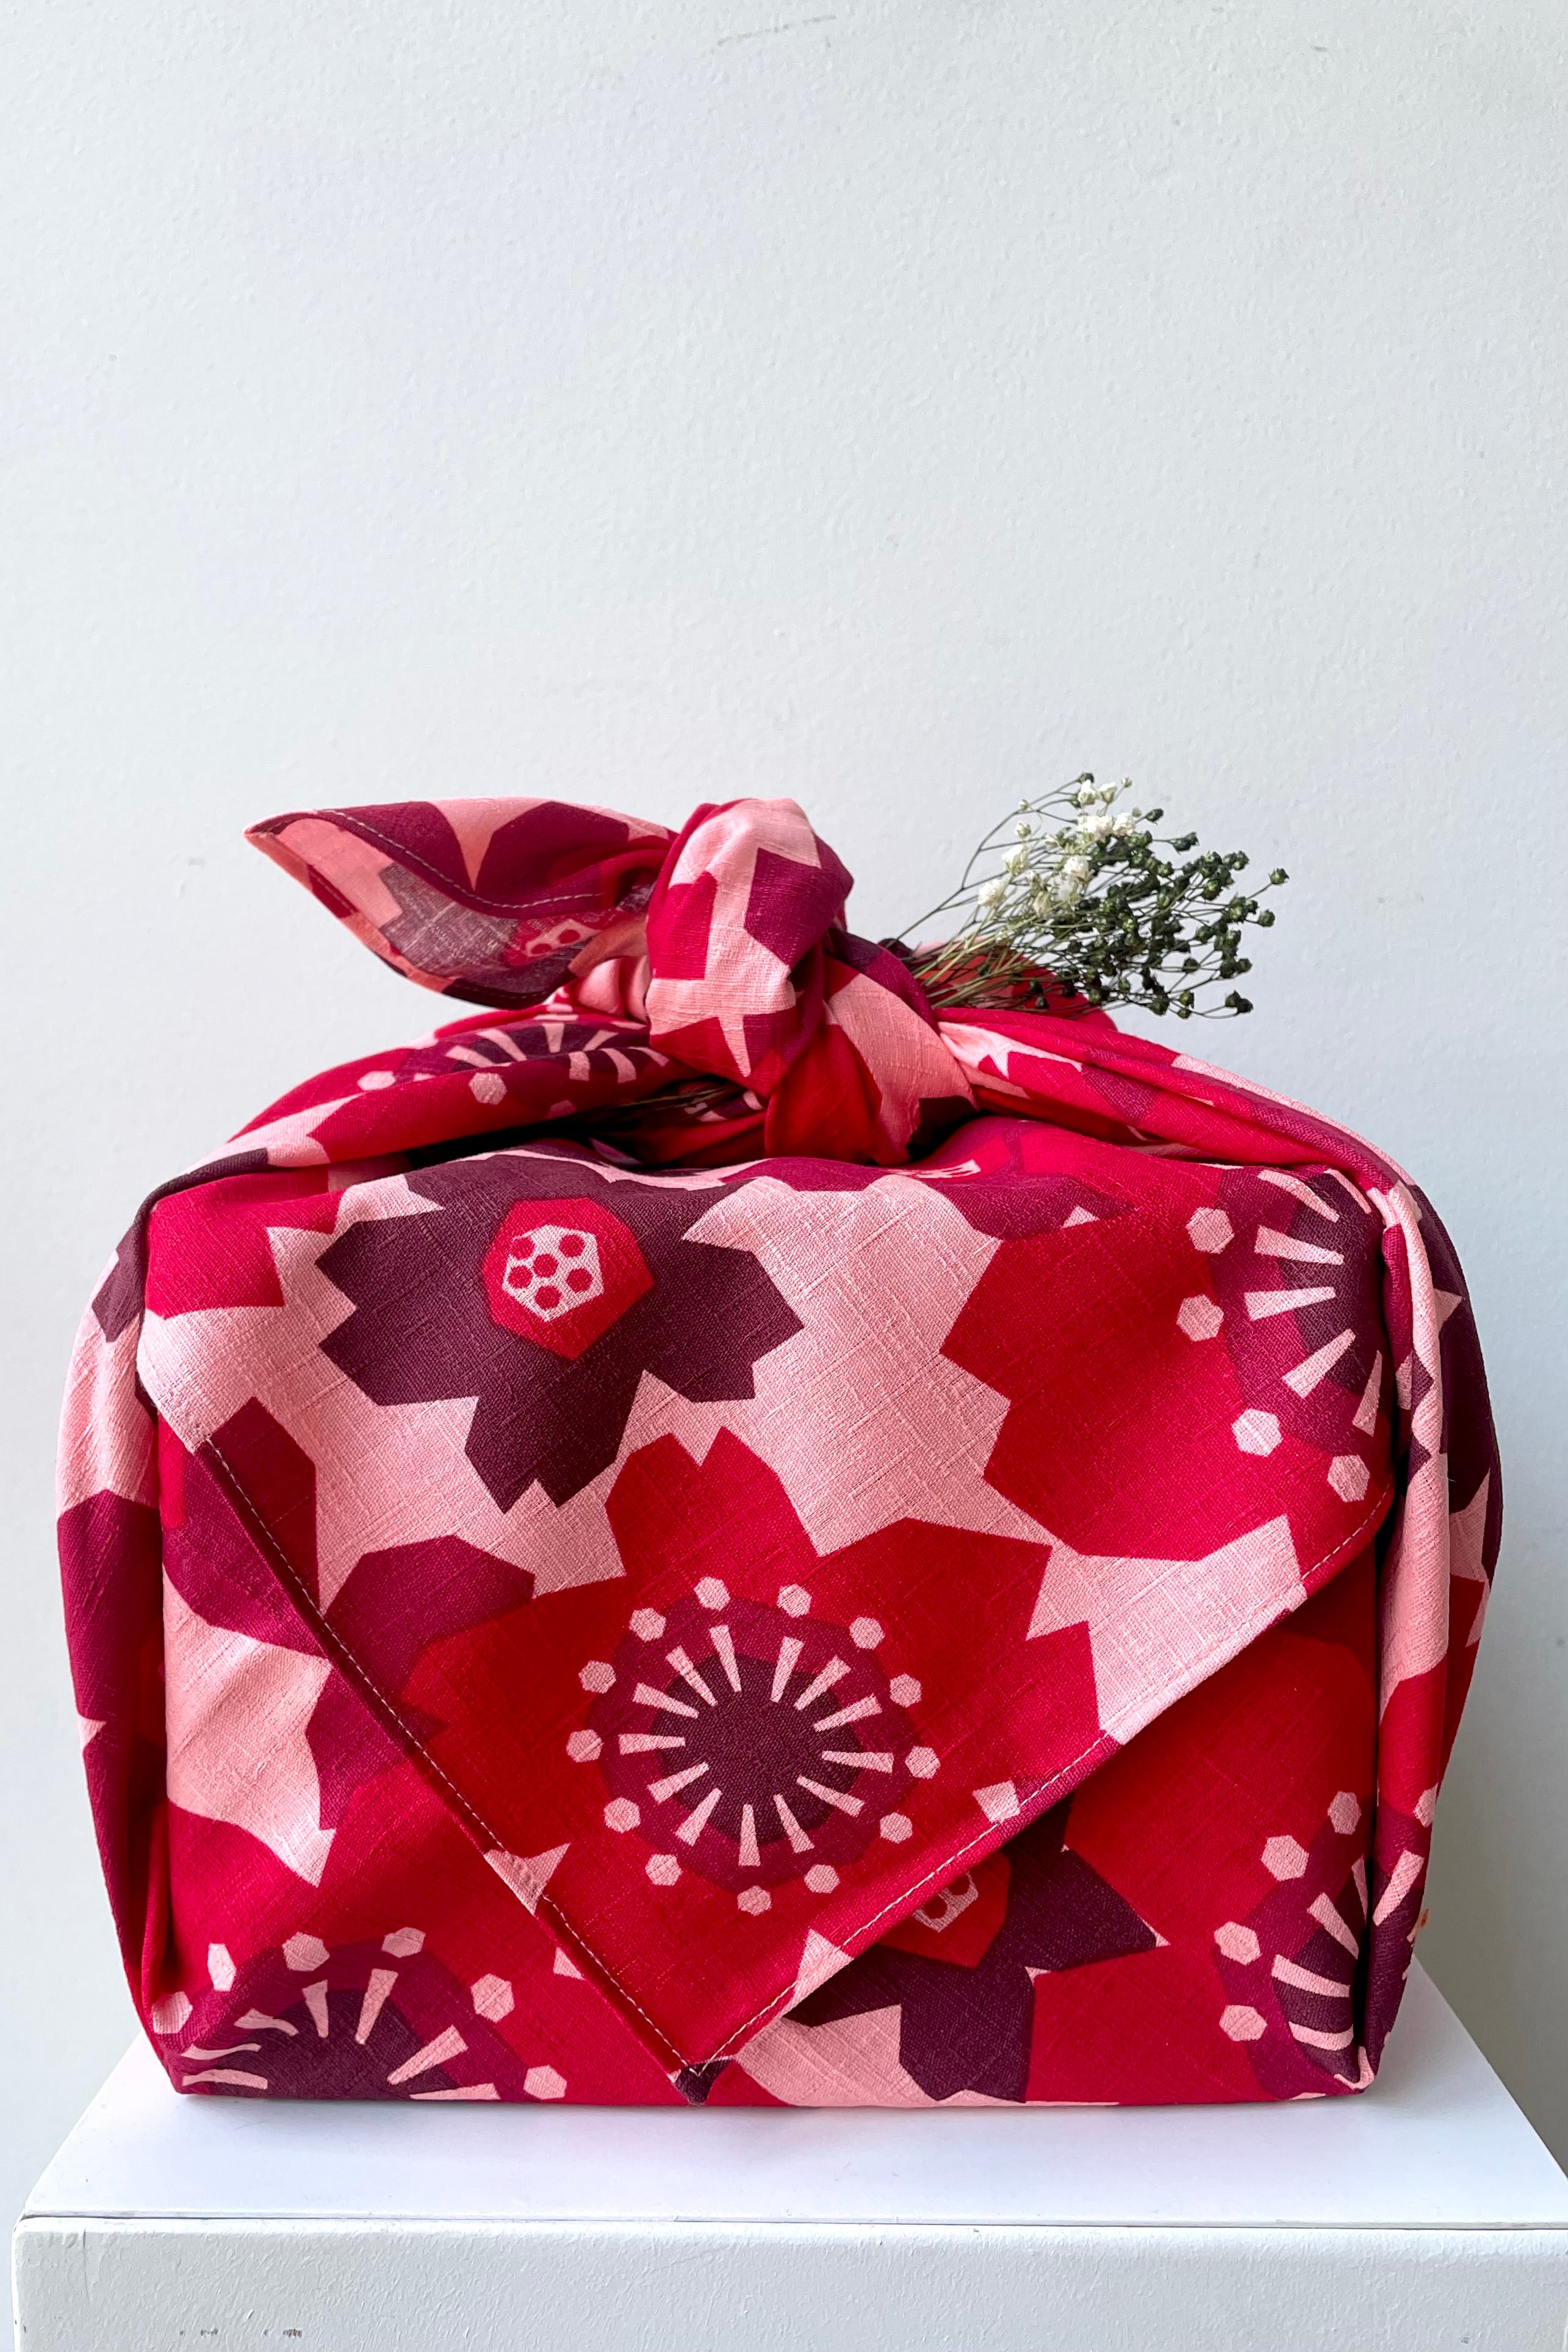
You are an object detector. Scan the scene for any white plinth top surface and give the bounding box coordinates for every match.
[18,1968,1568,2352]
[23,1967,1568,2234]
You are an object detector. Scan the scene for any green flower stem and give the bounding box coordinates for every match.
[897,777,1286,1021]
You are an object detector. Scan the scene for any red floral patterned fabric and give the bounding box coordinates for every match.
[58,795,1498,2108]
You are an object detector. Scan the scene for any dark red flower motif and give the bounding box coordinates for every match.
[398,1012,666,1091]
[317,1151,800,1507]
[1208,1166,1387,1467]
[1210,1788,1373,2095]
[154,1930,536,2102]
[588,1589,919,1894]
[791,1802,1157,2102]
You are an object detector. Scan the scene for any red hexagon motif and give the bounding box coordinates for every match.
[481,1196,653,1360]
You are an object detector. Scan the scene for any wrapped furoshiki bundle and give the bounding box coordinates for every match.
[58,795,1498,2108]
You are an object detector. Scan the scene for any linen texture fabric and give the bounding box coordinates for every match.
[57,794,1499,2109]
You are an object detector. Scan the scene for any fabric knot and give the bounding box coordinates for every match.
[248,793,974,1162]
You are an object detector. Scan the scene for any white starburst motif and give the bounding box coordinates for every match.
[164,1931,533,2101]
[1210,1790,1376,2090]
[1206,1170,1384,1494]
[589,1586,930,1899]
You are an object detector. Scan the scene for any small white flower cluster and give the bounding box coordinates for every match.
[897,769,1286,1020]
[1066,779,1142,847]
[973,779,1142,922]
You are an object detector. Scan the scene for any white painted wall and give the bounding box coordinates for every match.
[2,0,1563,2229]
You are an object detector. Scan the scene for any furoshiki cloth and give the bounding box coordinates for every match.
[59,794,1498,2109]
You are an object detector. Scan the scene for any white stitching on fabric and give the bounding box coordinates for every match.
[199,1423,689,2072]
[195,1383,1392,2075]
[702,1490,1395,2063]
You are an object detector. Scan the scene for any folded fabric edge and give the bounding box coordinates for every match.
[174,1394,1398,2089]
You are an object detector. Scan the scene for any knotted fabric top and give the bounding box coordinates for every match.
[249,796,973,1164]
[58,786,1498,2104]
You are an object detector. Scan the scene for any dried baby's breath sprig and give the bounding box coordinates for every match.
[899,776,1287,1020]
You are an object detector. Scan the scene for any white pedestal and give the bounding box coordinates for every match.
[12,1966,1568,2352]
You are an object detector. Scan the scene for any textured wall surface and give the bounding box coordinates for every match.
[2,0,1563,2228]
